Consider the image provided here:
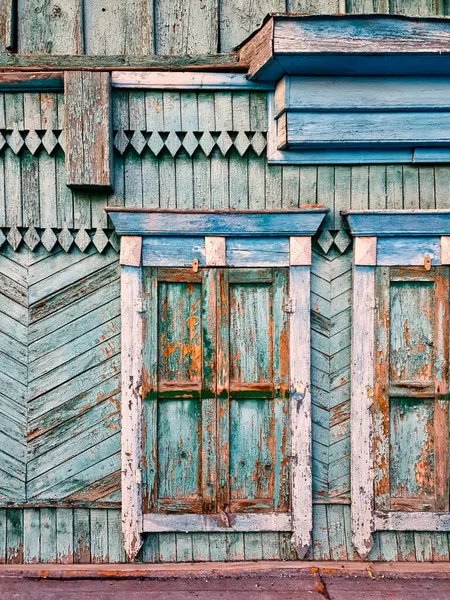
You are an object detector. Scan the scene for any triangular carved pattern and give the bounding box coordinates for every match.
[0,228,120,253]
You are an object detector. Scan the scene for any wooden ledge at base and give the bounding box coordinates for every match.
[1,561,450,580]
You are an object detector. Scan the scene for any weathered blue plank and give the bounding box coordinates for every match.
[107,209,328,237]
[142,236,206,267]
[344,210,450,236]
[282,112,450,148]
[377,236,440,266]
[226,237,289,267]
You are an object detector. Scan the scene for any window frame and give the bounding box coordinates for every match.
[344,210,450,559]
[107,208,327,560]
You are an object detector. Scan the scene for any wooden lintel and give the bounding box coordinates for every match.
[0,71,63,91]
[65,71,112,191]
[112,71,272,90]
[0,53,241,71]
[120,236,142,267]
[354,237,377,266]
[205,237,226,266]
[289,237,311,266]
[143,512,291,533]
[375,511,450,531]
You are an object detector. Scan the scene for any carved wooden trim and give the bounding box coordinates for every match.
[354,237,377,266]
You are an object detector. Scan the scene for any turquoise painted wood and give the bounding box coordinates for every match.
[374,267,450,514]
[142,267,290,517]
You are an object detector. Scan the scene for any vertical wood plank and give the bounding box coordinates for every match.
[351,266,375,558]
[158,533,177,562]
[0,510,6,564]
[65,71,112,190]
[73,509,90,564]
[23,509,40,564]
[107,510,126,563]
[56,509,74,564]
[156,0,218,55]
[121,265,144,560]
[176,533,193,561]
[18,0,83,54]
[141,534,159,563]
[6,509,23,564]
[91,510,109,564]
[84,0,153,55]
[192,533,210,561]
[290,265,312,558]
[40,508,57,563]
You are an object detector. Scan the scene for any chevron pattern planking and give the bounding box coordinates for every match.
[0,246,27,503]
[310,243,352,502]
[0,244,122,505]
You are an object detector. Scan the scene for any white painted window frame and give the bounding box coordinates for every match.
[108,209,326,560]
[345,210,450,559]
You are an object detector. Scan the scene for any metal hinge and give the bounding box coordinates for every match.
[374,299,379,311]
[284,298,297,314]
[135,298,147,313]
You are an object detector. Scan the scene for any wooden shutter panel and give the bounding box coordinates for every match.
[374,267,449,513]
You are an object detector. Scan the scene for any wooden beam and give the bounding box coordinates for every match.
[106,209,328,238]
[0,53,241,71]
[205,237,226,266]
[120,236,142,267]
[121,265,144,561]
[143,513,291,533]
[351,266,375,559]
[111,71,272,90]
[65,71,112,191]
[354,237,377,266]
[344,210,450,237]
[289,265,312,559]
[0,71,63,91]
[375,511,450,531]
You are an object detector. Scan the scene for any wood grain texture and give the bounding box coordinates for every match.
[65,72,112,191]
[17,0,83,54]
[351,266,375,559]
[120,265,143,560]
[120,236,142,267]
[0,0,16,51]
[155,0,218,55]
[84,0,153,55]
[290,266,312,558]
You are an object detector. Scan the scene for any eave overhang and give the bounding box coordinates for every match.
[237,14,450,81]
[343,210,450,237]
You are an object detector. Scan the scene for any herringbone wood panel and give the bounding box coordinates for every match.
[0,245,121,505]
[311,245,352,502]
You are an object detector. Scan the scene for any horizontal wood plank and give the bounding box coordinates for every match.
[143,513,292,533]
[375,512,450,531]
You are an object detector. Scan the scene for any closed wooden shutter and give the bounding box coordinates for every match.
[141,267,290,516]
[374,267,450,513]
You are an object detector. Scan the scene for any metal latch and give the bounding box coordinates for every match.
[135,298,147,313]
[424,255,431,271]
[136,468,147,485]
[284,298,297,314]
[192,258,199,273]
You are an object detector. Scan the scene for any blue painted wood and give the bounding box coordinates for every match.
[107,209,328,237]
[377,237,440,266]
[275,77,450,116]
[242,16,450,80]
[226,238,289,267]
[344,210,450,237]
[142,237,206,267]
[282,112,450,148]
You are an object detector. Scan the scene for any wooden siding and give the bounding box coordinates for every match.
[0,244,122,506]
[3,506,450,562]
[2,1,449,56]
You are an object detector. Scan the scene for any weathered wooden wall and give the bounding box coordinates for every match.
[3,506,450,563]
[0,0,448,58]
[2,85,450,560]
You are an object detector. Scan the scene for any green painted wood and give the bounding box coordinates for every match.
[56,509,74,564]
[90,509,108,563]
[6,509,23,564]
[73,509,90,563]
[0,509,6,563]
[40,508,57,563]
[23,508,40,563]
